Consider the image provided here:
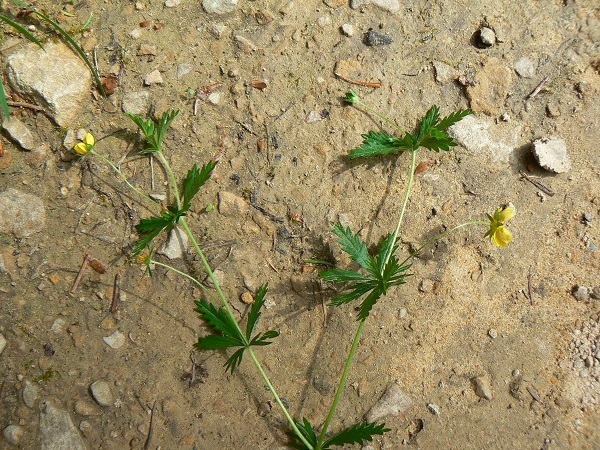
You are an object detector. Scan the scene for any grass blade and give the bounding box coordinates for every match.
[0,12,44,48]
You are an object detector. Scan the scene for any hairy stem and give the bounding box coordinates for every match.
[156,152,181,210]
[398,221,489,268]
[382,149,418,271]
[317,319,366,448]
[356,99,404,134]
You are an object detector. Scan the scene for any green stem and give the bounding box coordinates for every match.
[90,150,158,207]
[356,100,403,134]
[398,221,489,268]
[179,217,312,449]
[247,347,313,449]
[316,319,366,448]
[382,149,418,271]
[156,152,181,210]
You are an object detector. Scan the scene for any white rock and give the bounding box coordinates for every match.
[472,374,492,400]
[39,402,86,450]
[158,227,188,260]
[177,62,193,80]
[2,117,36,150]
[350,0,400,13]
[0,188,46,237]
[210,23,230,39]
[234,35,257,53]
[306,110,322,123]
[0,333,6,355]
[6,42,92,127]
[129,28,143,39]
[448,115,521,164]
[144,69,163,86]
[90,381,114,407]
[207,92,221,105]
[51,318,65,333]
[432,61,459,84]
[341,23,355,37]
[365,383,412,423]
[532,137,570,173]
[122,91,150,115]
[317,15,331,28]
[3,425,24,445]
[22,380,38,408]
[103,330,125,349]
[480,27,496,46]
[514,57,535,78]
[165,0,182,6]
[203,0,238,14]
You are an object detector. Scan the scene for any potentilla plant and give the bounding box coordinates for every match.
[73,99,514,449]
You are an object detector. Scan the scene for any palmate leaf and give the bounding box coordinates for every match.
[324,421,391,448]
[348,130,406,159]
[321,268,369,283]
[195,288,279,374]
[416,105,440,141]
[329,280,376,307]
[132,209,181,257]
[181,161,217,213]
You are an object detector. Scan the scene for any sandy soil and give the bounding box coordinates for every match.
[0,0,599,449]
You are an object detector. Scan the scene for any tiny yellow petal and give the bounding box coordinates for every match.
[83,133,95,146]
[498,207,515,222]
[492,226,512,247]
[74,142,89,155]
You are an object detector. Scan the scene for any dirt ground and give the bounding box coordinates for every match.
[1,0,599,449]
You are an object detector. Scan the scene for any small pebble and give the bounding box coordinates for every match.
[3,424,24,445]
[144,69,163,85]
[364,29,393,46]
[572,285,590,302]
[90,380,114,406]
[532,137,571,173]
[514,57,535,78]
[472,374,492,400]
[512,369,520,377]
[488,328,498,339]
[103,330,125,349]
[51,318,65,333]
[341,23,354,37]
[479,27,496,46]
[398,308,407,319]
[365,383,412,423]
[241,291,254,304]
[317,15,331,28]
[427,403,440,416]
[582,213,593,223]
[22,380,38,408]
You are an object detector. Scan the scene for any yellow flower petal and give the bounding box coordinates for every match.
[498,207,515,222]
[492,226,512,247]
[83,133,95,146]
[74,142,90,155]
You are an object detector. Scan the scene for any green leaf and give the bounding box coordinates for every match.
[436,108,473,131]
[133,210,180,257]
[246,284,268,340]
[195,299,244,344]
[330,222,373,272]
[224,348,245,374]
[287,418,318,450]
[321,268,369,283]
[323,421,391,448]
[417,105,440,141]
[329,280,376,306]
[348,130,406,158]
[0,12,44,49]
[181,161,217,213]
[375,233,398,276]
[248,330,279,346]
[155,109,179,148]
[0,80,10,120]
[126,110,179,154]
[194,334,244,350]
[358,286,384,321]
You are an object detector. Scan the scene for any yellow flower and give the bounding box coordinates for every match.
[485,206,515,247]
[74,132,95,155]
